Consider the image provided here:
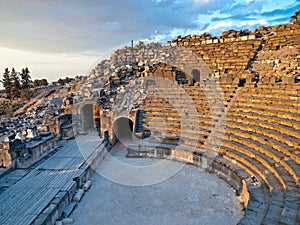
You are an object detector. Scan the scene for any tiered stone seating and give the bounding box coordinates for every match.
[252,23,300,79]
[131,80,300,224]
[142,90,211,149]
[126,21,300,224]
[223,83,300,224]
[262,24,300,51]
[174,33,262,78]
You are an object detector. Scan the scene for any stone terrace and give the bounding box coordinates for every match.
[0,131,106,225]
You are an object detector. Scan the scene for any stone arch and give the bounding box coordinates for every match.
[112,117,134,144]
[74,99,102,133]
[81,104,94,130]
[294,74,300,83]
[191,69,200,85]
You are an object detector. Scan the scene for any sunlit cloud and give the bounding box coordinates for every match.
[0,0,296,81]
[236,19,268,27]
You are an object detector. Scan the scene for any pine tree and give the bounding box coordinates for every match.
[20,67,33,89]
[33,78,48,87]
[20,67,33,100]
[11,68,21,99]
[41,79,48,86]
[290,10,300,24]
[2,68,12,100]
[5,104,13,118]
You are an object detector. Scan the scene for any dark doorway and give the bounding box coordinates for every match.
[113,117,134,144]
[191,69,200,85]
[81,104,94,130]
[238,78,246,87]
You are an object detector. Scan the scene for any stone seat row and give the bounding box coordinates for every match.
[223,126,300,185]
[144,113,300,186]
[143,117,212,134]
[218,144,288,224]
[144,94,227,104]
[212,131,300,224]
[209,124,299,186]
[226,118,300,154]
[144,112,300,169]
[133,134,294,224]
[143,111,214,123]
[227,111,300,140]
[243,84,300,91]
[142,128,299,222]
[229,104,300,129]
[240,87,300,98]
[144,102,224,113]
[235,95,300,107]
[147,84,237,92]
[216,136,297,224]
[232,100,300,114]
[145,89,236,101]
[144,96,210,104]
[230,105,300,122]
[144,97,227,107]
[240,90,300,99]
[144,96,298,160]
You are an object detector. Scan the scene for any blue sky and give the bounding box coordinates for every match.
[0,0,298,83]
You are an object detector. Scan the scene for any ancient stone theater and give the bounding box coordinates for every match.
[0,20,300,225]
[73,21,300,225]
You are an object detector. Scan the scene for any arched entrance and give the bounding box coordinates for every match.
[191,69,200,85]
[113,117,134,144]
[81,104,94,130]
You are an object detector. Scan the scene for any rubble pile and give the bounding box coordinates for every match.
[0,86,73,169]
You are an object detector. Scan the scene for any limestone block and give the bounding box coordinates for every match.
[15,132,25,141]
[206,39,213,44]
[241,36,248,41]
[27,129,37,139]
[248,35,256,40]
[61,218,74,224]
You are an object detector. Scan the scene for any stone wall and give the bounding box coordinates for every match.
[172,22,300,81]
[173,32,261,79]
[0,133,57,169]
[15,134,56,168]
[0,141,12,168]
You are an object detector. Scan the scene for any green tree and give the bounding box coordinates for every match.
[5,104,14,118]
[58,78,64,85]
[33,78,48,87]
[290,10,300,24]
[0,101,10,115]
[20,67,33,100]
[33,79,40,87]
[41,79,48,86]
[11,68,21,99]
[2,68,12,100]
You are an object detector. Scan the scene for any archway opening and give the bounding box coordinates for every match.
[81,104,94,130]
[113,117,134,144]
[191,69,200,85]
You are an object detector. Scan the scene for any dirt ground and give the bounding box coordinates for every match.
[71,144,244,225]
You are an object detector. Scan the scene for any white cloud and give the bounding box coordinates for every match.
[194,0,212,3]
[0,0,295,80]
[0,47,98,83]
[201,21,233,33]
[236,19,268,27]
[210,21,233,29]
